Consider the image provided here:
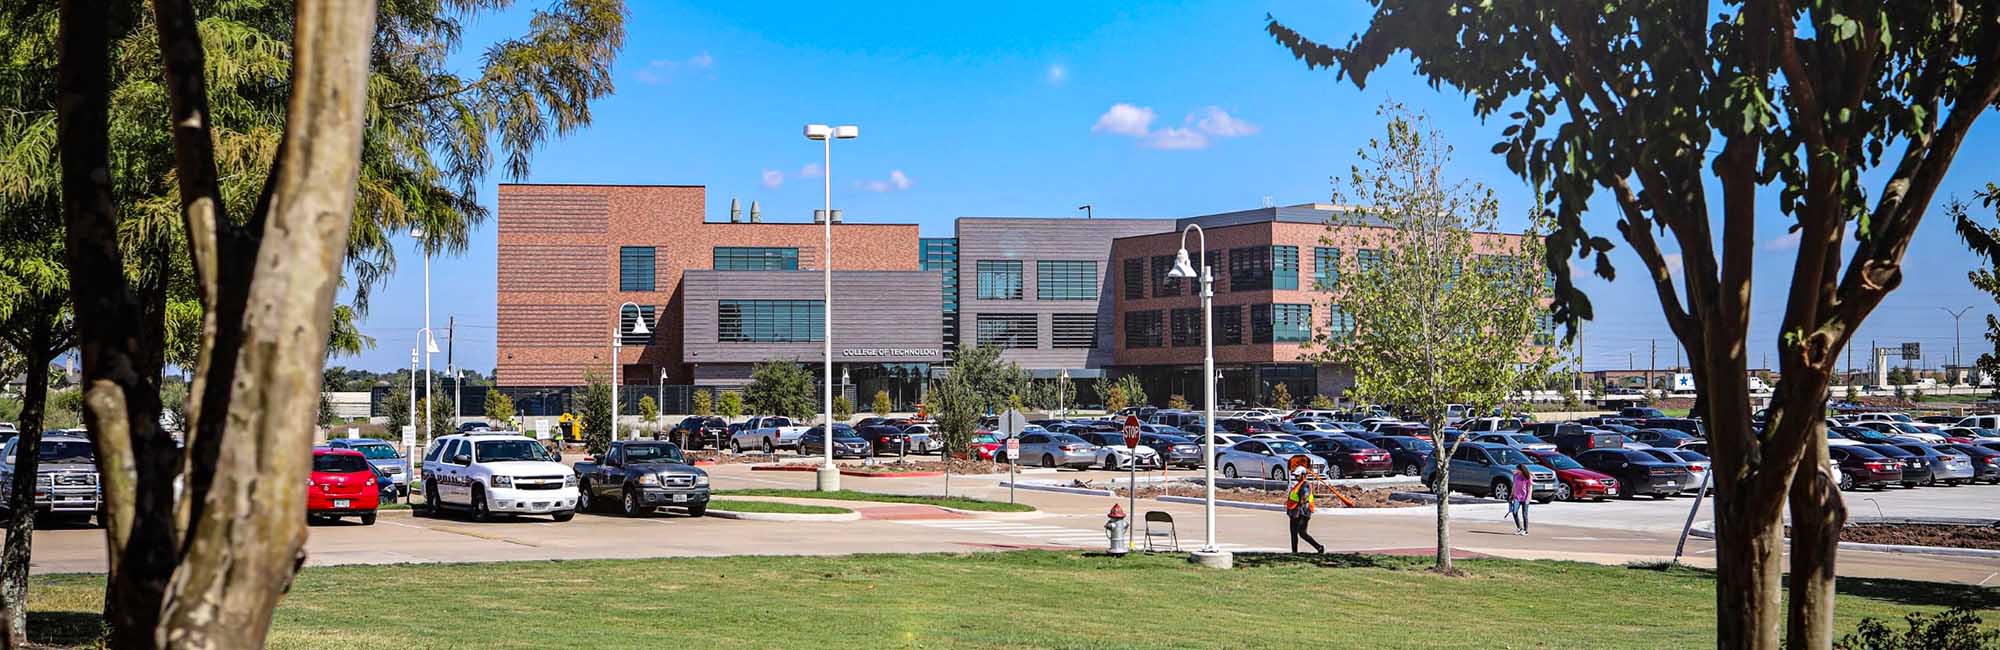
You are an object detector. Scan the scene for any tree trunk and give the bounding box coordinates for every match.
[1698,350,1792,650]
[1433,460,1452,573]
[1786,403,1845,649]
[0,327,52,649]
[153,2,378,647]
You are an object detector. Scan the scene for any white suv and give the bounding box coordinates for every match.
[421,432,577,522]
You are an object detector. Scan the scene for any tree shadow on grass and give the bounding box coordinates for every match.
[1623,561,1999,612]
[1231,552,1411,570]
[27,610,105,648]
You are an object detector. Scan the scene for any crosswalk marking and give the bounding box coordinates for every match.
[893,519,1249,550]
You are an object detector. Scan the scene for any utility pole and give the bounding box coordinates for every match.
[1941,306,1974,370]
[448,314,458,426]
[1649,339,1656,395]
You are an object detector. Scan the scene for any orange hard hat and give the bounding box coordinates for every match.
[1107,503,1126,519]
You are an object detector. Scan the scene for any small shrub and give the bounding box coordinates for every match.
[1835,607,2000,650]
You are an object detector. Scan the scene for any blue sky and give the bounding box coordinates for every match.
[341,1,2000,377]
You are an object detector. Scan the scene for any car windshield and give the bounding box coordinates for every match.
[972,434,997,443]
[1266,441,1309,455]
[474,439,552,463]
[623,444,684,463]
[1489,448,1534,465]
[1888,414,1913,423]
[1509,435,1548,445]
[351,443,401,460]
[1889,423,1925,434]
[38,441,94,464]
[1534,453,1582,470]
[313,454,370,473]
[1392,437,1435,452]
[1651,430,1693,440]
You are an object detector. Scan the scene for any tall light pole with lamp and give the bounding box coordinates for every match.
[805,123,857,491]
[1941,305,1975,380]
[612,302,652,442]
[1167,224,1229,568]
[412,227,436,442]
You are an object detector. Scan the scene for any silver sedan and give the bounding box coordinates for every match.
[1014,432,1099,469]
[1214,439,1329,481]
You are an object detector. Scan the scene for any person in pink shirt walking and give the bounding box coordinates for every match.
[1507,464,1533,535]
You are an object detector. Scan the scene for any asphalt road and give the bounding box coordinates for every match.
[18,459,2000,588]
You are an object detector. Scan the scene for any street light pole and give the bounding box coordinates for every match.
[1169,224,1228,568]
[613,301,651,442]
[413,228,434,444]
[806,123,858,492]
[1942,305,1975,376]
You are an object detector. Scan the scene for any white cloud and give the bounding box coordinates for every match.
[858,169,914,193]
[635,52,715,85]
[1145,127,1209,150]
[1091,103,1155,137]
[798,163,822,179]
[1046,63,1068,85]
[1765,231,1802,251]
[1193,106,1259,137]
[760,169,784,188]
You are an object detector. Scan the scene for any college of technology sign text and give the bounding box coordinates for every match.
[839,348,941,358]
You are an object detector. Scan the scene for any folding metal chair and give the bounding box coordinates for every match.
[1143,510,1179,552]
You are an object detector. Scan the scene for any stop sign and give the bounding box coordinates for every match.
[1123,415,1141,448]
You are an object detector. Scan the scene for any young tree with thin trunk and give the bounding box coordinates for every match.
[1271,4,1999,646]
[1306,105,1560,575]
[484,388,516,430]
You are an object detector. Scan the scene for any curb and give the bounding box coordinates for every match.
[1687,522,2000,559]
[1386,491,1505,505]
[1157,495,1286,512]
[1000,481,1114,497]
[933,505,1044,520]
[747,464,943,478]
[703,508,862,522]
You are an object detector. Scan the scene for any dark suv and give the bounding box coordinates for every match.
[1574,448,1692,499]
[1630,428,1700,448]
[1139,433,1203,469]
[670,416,729,450]
[1548,430,1626,456]
[1371,435,1436,477]
[1858,444,1925,487]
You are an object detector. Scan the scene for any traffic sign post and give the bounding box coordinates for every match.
[1124,415,1141,545]
[1001,409,1028,504]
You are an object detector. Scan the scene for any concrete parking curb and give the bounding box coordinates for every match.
[933,506,1044,520]
[1000,481,1113,497]
[703,508,862,522]
[1157,495,1286,512]
[1688,521,2000,559]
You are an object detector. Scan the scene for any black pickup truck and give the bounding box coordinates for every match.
[572,440,711,517]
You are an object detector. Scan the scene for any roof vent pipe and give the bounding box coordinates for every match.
[749,201,762,223]
[729,197,741,223]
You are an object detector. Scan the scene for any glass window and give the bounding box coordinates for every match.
[1215,305,1243,345]
[975,314,1038,349]
[474,439,553,463]
[976,260,1024,300]
[619,246,656,291]
[313,454,369,473]
[1122,258,1145,299]
[718,300,824,343]
[1250,304,1273,344]
[1357,249,1382,273]
[1037,261,1097,301]
[1535,312,1557,346]
[713,247,799,270]
[1272,246,1299,290]
[1124,310,1164,348]
[1205,250,1225,293]
[1051,313,1098,349]
[1313,247,1340,290]
[1327,304,1354,341]
[1248,304,1311,344]
[1229,246,1272,290]
[620,304,656,345]
[1170,308,1199,347]
[1152,255,1180,298]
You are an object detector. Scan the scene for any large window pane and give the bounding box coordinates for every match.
[1051,314,1098,349]
[1313,247,1340,290]
[976,260,1024,300]
[1151,255,1180,297]
[1327,304,1354,341]
[975,314,1038,349]
[1124,310,1164,348]
[1122,258,1145,299]
[713,247,799,270]
[1170,308,1199,347]
[1037,260,1097,301]
[619,246,656,291]
[717,300,824,342]
[1273,304,1311,343]
[1272,246,1299,290]
[1215,305,1243,345]
[1229,246,1272,291]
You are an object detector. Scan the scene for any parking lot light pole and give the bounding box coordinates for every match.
[413,227,434,447]
[1169,224,1229,568]
[806,122,858,492]
[613,301,651,442]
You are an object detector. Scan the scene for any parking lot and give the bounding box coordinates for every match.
[23,456,2000,586]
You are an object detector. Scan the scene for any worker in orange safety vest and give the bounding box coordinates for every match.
[1284,466,1325,554]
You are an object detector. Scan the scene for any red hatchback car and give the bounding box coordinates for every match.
[309,447,379,525]
[1524,449,1620,502]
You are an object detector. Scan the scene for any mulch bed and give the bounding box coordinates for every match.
[1786,523,2000,550]
[1101,482,1418,509]
[751,458,1020,476]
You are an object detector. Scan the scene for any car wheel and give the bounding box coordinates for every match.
[360,512,377,526]
[763,439,775,454]
[1327,465,1342,480]
[551,511,575,523]
[1617,480,1634,500]
[1270,466,1285,481]
[1651,492,1668,500]
[470,486,492,522]
[1042,454,1056,468]
[577,482,595,512]
[731,440,742,453]
[1401,463,1421,477]
[1553,483,1572,502]
[623,490,645,517]
[1837,472,1854,491]
[1902,482,1918,489]
[686,504,707,517]
[424,482,443,517]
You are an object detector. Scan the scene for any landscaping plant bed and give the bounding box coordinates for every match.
[687,450,785,465]
[751,458,1018,476]
[1788,523,2000,551]
[1106,481,1419,508]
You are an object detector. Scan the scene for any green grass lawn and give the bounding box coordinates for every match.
[714,488,1036,512]
[26,552,1994,649]
[706,499,851,514]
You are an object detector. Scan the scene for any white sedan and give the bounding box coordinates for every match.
[1076,432,1163,470]
[1213,439,1329,481]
